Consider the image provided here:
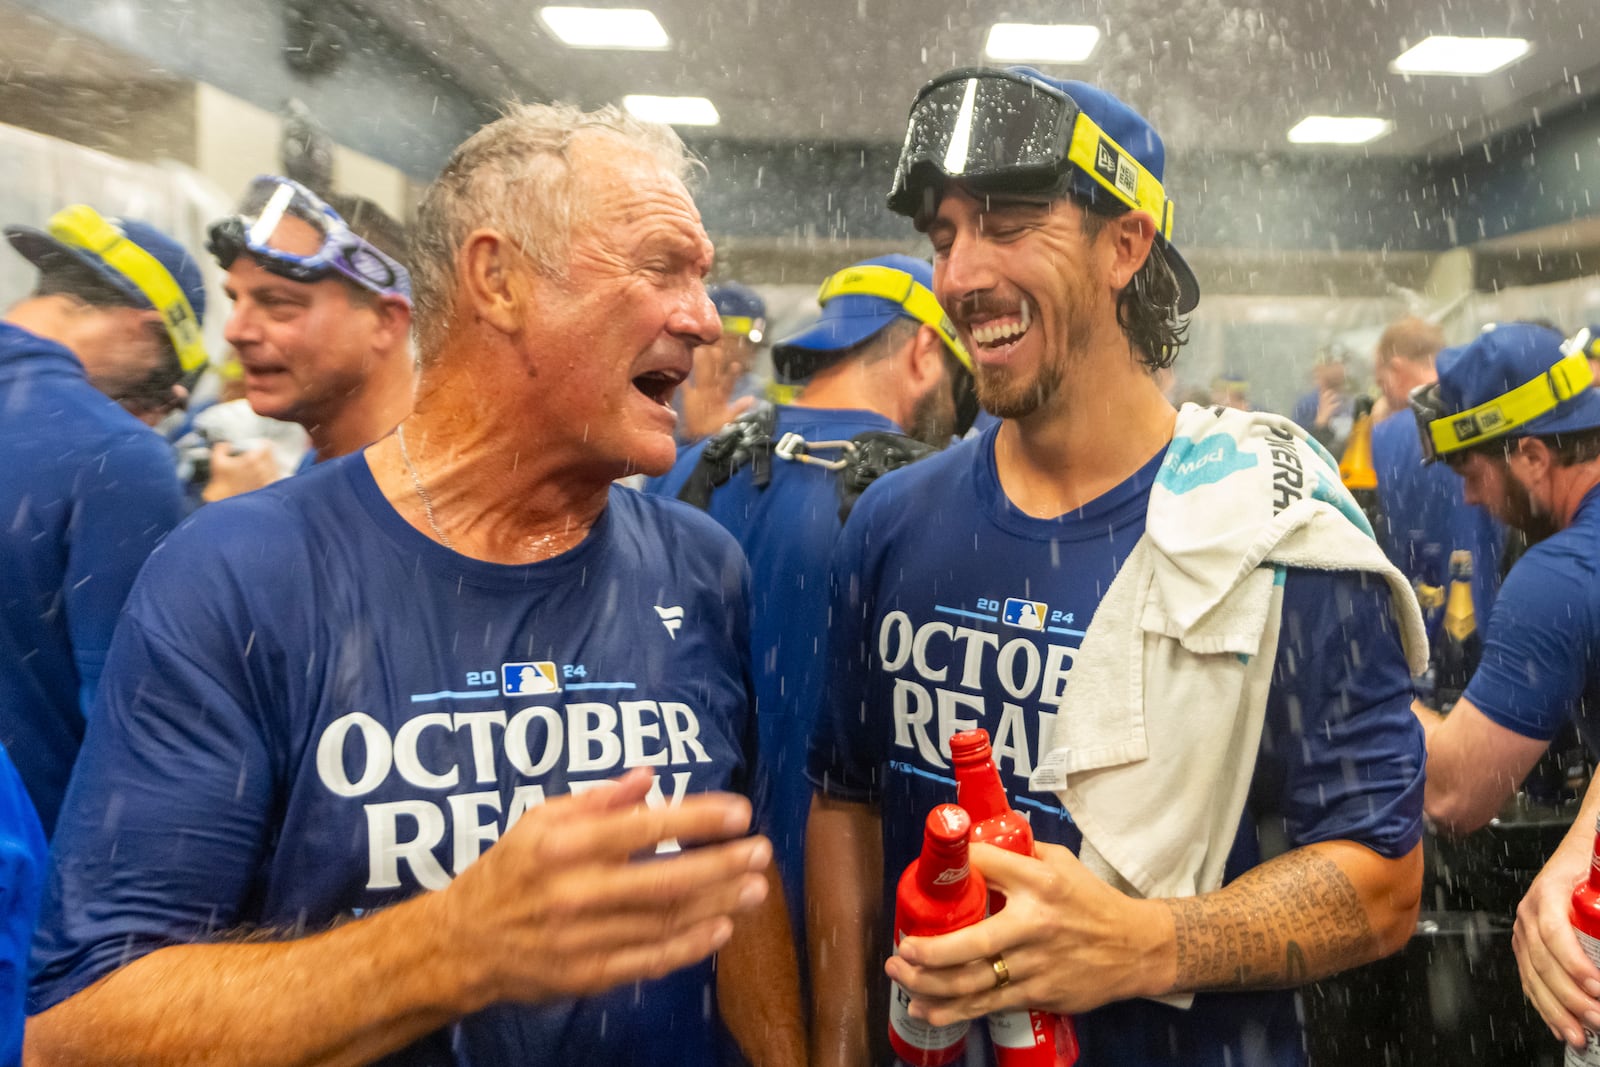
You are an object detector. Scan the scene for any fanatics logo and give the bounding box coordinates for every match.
[501,662,561,696]
[1002,598,1047,631]
[655,604,685,639]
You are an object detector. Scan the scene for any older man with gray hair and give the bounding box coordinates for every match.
[26,103,804,1067]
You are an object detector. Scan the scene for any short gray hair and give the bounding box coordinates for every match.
[410,101,701,362]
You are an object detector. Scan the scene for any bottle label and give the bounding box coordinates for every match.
[890,979,969,1052]
[987,1008,1047,1049]
[1567,930,1600,1065]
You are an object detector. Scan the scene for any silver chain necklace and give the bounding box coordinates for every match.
[395,423,452,549]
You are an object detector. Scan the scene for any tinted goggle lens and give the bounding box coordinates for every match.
[1410,381,1446,463]
[890,72,1072,216]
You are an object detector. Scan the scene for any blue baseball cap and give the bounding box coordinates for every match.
[6,213,206,324]
[1433,322,1600,446]
[709,282,766,341]
[772,254,941,380]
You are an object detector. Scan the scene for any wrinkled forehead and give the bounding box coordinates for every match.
[569,138,712,256]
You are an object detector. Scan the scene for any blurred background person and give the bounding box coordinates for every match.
[674,280,766,443]
[651,252,976,977]
[1293,344,1357,454]
[209,175,415,470]
[0,205,201,835]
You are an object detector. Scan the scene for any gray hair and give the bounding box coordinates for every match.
[410,101,701,362]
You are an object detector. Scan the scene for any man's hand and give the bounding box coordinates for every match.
[1314,387,1343,429]
[201,442,280,502]
[677,345,756,442]
[886,842,1167,1026]
[434,766,772,1010]
[1515,834,1600,1049]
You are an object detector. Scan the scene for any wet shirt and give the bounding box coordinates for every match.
[651,404,903,940]
[30,456,758,1067]
[0,321,185,836]
[1371,410,1503,613]
[807,423,1426,1067]
[1463,484,1600,750]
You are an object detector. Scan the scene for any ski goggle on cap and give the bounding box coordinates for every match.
[888,66,1199,314]
[1410,321,1600,463]
[207,176,411,302]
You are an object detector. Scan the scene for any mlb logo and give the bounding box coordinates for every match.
[502,661,561,696]
[1002,598,1047,630]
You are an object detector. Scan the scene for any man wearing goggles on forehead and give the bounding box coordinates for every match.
[809,68,1426,1067]
[208,176,415,466]
[1397,323,1600,1052]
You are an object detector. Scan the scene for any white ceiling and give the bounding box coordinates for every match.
[356,0,1600,157]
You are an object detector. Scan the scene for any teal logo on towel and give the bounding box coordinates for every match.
[1158,434,1258,494]
[1310,471,1376,539]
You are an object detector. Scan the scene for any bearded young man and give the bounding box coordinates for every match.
[806,68,1427,1067]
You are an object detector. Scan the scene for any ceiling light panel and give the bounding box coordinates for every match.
[1287,116,1392,145]
[538,7,669,50]
[983,23,1101,63]
[1390,36,1532,76]
[623,95,720,126]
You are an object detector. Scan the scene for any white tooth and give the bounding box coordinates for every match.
[1020,301,1031,332]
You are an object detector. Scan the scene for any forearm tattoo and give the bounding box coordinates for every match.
[1164,848,1377,991]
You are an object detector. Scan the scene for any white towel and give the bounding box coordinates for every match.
[1029,405,1426,1007]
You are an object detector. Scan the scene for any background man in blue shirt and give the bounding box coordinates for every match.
[0,206,200,835]
[1397,323,1600,1053]
[652,252,975,969]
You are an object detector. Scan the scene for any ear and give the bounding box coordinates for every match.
[1516,436,1554,477]
[902,325,947,397]
[367,295,414,352]
[457,228,529,337]
[1104,211,1158,292]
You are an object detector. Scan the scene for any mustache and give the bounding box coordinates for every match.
[951,293,1026,323]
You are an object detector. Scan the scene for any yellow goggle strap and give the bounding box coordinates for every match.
[1064,113,1174,241]
[720,315,763,342]
[46,205,209,375]
[1429,350,1595,456]
[815,265,973,374]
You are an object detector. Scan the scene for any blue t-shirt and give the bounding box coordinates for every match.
[807,424,1425,1067]
[0,321,185,836]
[30,456,759,1066]
[1463,485,1600,750]
[1371,410,1503,613]
[650,404,902,940]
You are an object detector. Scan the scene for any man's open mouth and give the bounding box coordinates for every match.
[969,300,1032,352]
[632,368,687,405]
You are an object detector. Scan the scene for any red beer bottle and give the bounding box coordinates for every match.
[1568,813,1600,1065]
[950,728,1080,1067]
[890,804,988,1066]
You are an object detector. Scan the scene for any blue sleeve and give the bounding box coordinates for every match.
[1258,569,1425,859]
[0,748,44,1065]
[29,563,275,1014]
[804,502,882,804]
[64,431,184,718]
[1290,393,1317,430]
[1462,547,1586,741]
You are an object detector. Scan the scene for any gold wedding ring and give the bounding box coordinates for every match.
[992,955,1012,989]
